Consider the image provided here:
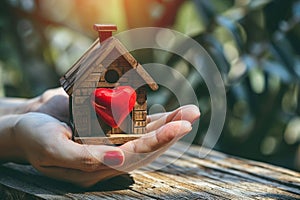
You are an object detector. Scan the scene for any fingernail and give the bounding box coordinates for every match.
[182,121,192,131]
[103,151,124,166]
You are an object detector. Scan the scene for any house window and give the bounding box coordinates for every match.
[133,111,147,121]
[105,69,119,83]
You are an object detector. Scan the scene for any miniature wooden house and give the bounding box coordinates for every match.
[60,24,158,144]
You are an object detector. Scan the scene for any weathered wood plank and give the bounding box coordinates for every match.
[0,163,150,199]
[171,143,300,189]
[155,143,300,199]
[0,142,299,199]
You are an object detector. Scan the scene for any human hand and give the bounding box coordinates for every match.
[0,87,69,122]
[29,87,69,122]
[13,105,200,187]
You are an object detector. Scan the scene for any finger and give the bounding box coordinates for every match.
[49,141,125,171]
[126,120,191,153]
[146,111,171,123]
[147,104,200,123]
[146,104,200,133]
[119,120,192,172]
[43,126,125,172]
[37,165,122,188]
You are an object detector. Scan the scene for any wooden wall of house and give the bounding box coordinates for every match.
[72,57,106,137]
[101,48,148,135]
[132,87,147,134]
[72,48,148,137]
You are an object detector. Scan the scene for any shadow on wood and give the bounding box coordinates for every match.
[0,163,134,199]
[85,174,134,192]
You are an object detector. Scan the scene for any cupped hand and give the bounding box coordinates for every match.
[29,87,69,122]
[14,105,200,187]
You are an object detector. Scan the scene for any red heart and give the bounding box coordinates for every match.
[91,86,136,128]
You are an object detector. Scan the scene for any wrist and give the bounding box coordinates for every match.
[0,97,35,116]
[0,114,27,163]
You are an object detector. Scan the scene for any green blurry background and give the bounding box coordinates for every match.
[1,0,299,171]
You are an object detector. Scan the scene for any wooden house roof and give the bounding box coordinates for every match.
[60,37,159,96]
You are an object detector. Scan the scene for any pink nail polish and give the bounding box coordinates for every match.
[103,151,124,166]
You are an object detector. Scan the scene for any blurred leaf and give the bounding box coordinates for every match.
[271,32,300,79]
[262,60,293,83]
[216,16,246,52]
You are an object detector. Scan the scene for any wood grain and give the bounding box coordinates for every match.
[0,142,299,199]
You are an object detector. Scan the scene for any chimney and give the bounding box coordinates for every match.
[93,24,117,44]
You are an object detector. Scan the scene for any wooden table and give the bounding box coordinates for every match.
[0,142,299,199]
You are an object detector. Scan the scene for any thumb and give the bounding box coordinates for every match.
[50,140,125,172]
